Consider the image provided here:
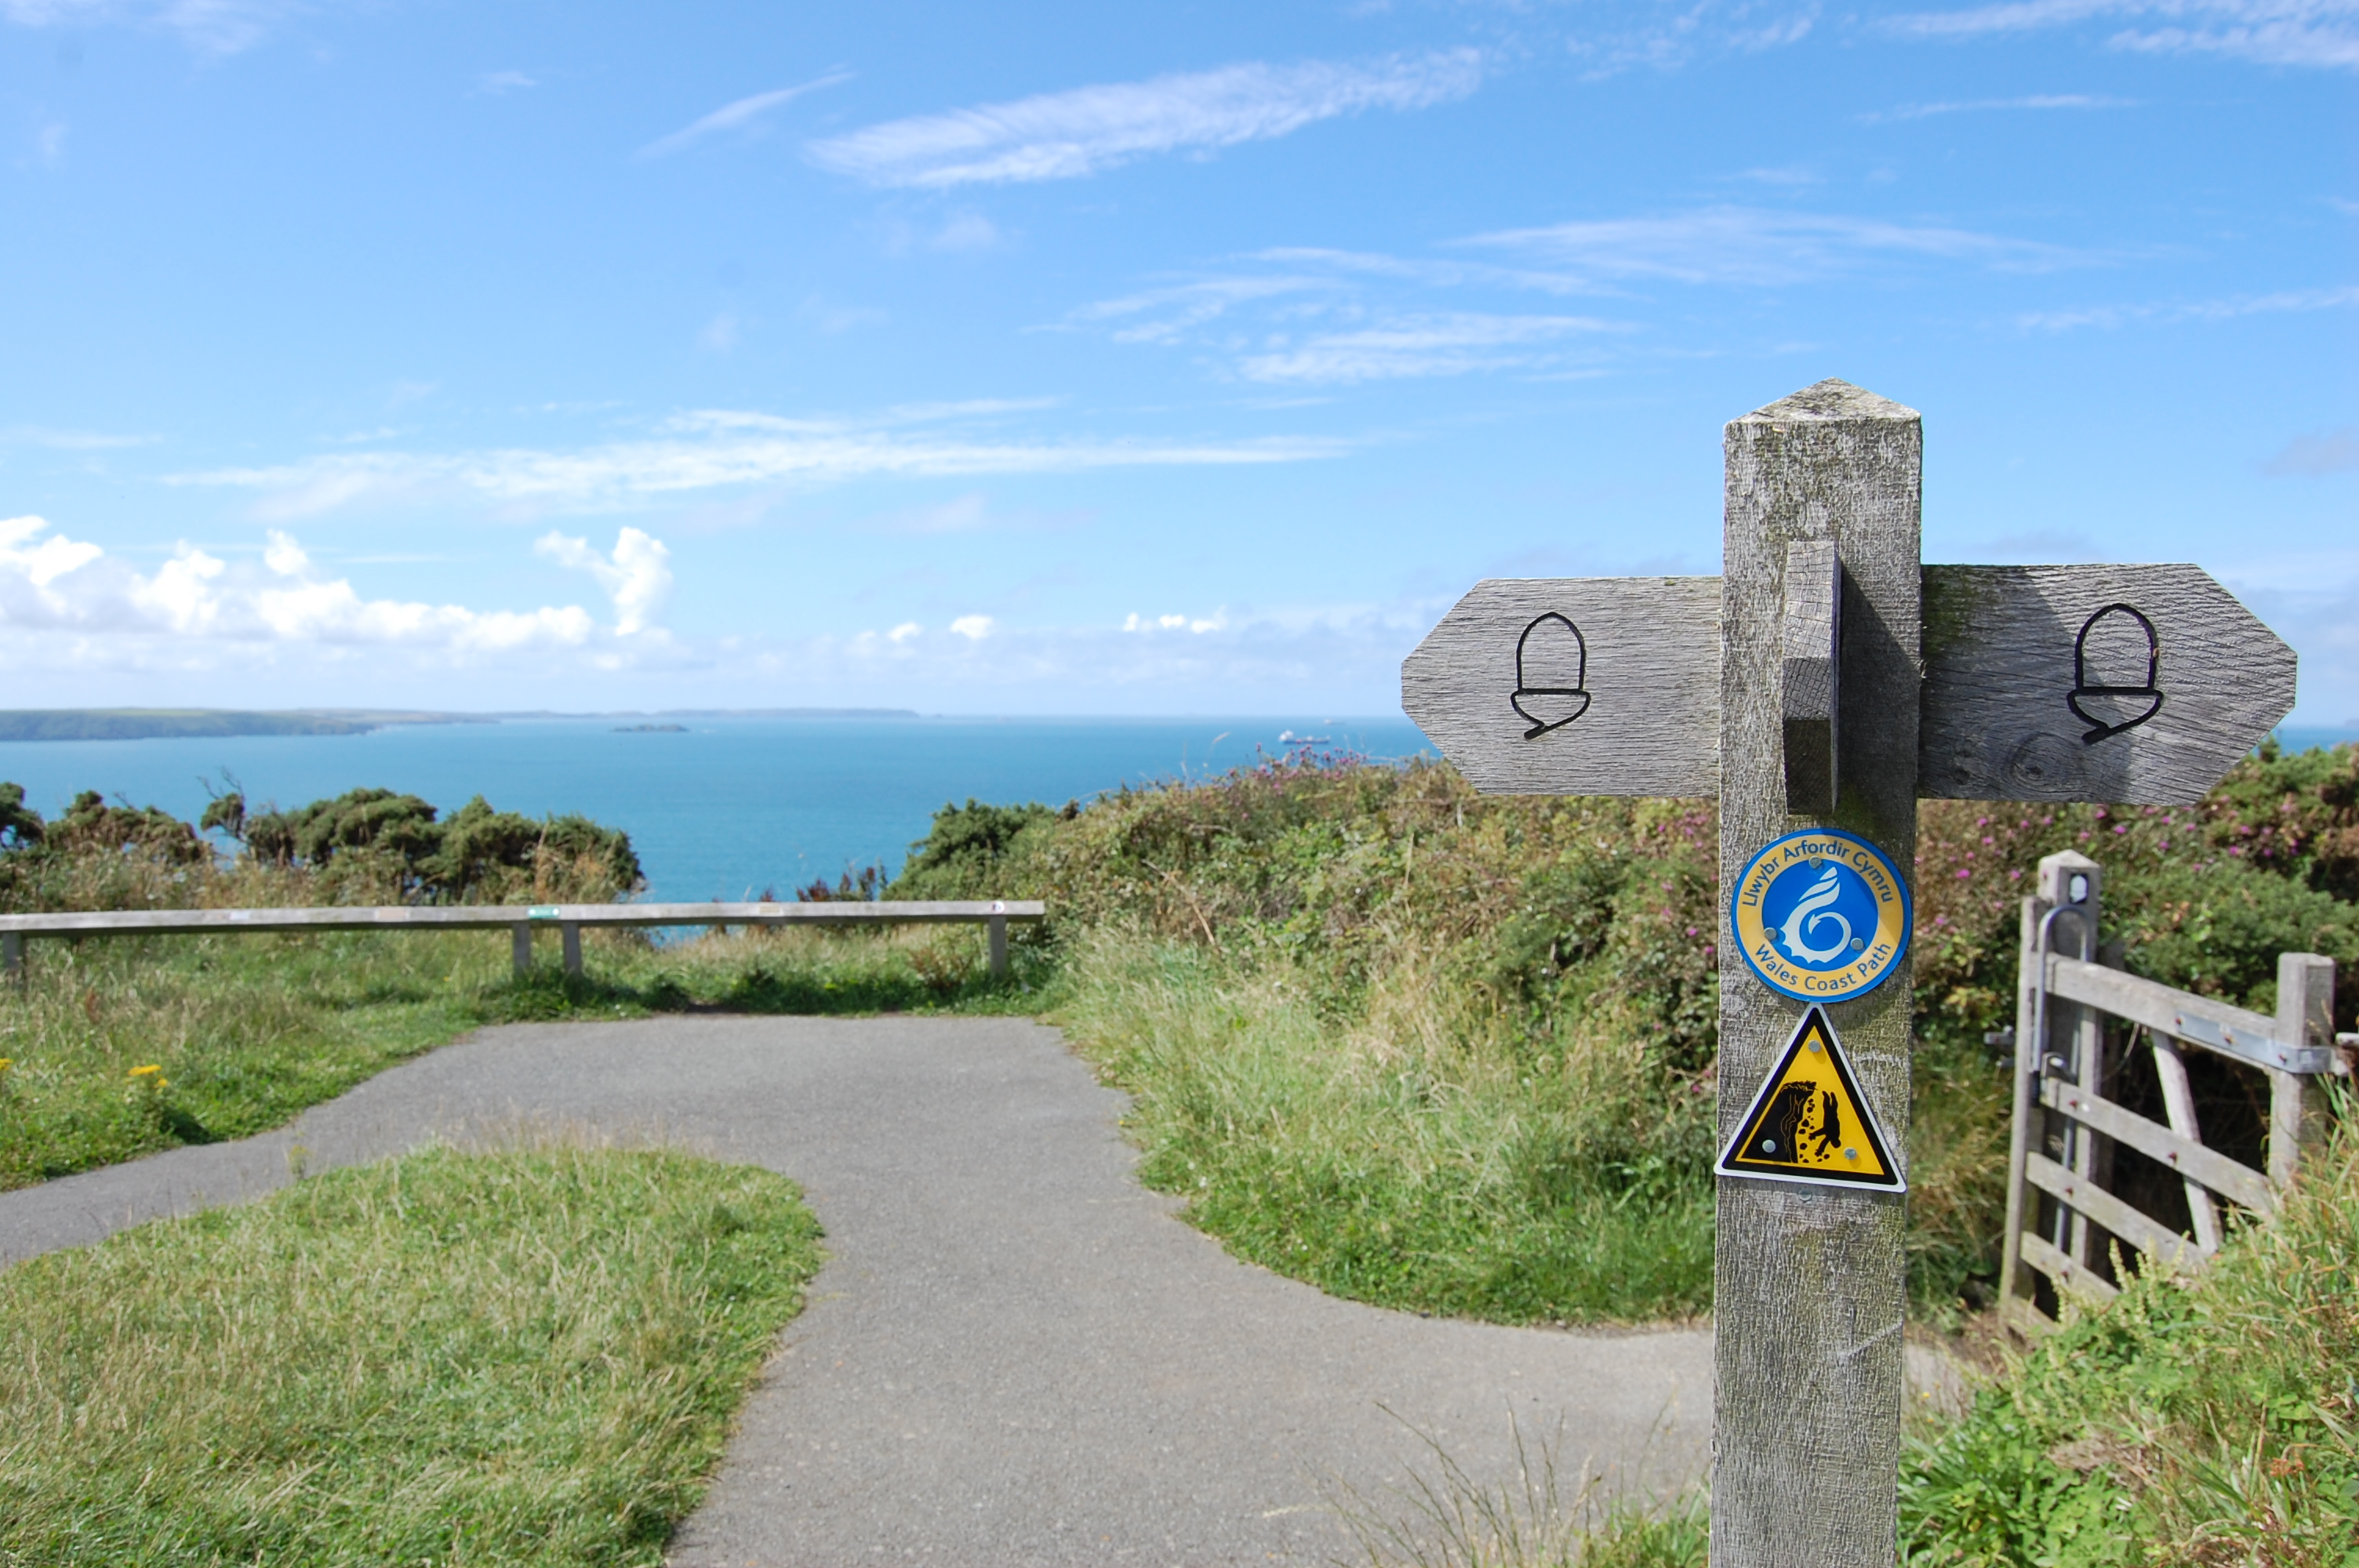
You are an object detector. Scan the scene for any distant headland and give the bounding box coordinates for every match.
[0,708,920,742]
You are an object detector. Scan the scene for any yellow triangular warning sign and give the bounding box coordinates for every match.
[1715,1007,1905,1192]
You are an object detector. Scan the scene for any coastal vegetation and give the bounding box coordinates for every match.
[0,1138,823,1566]
[2,741,2354,1559]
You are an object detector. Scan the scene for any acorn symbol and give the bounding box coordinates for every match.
[2066,602,2165,745]
[1511,613,1593,739]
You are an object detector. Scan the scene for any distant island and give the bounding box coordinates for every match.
[0,708,924,742]
[0,709,485,743]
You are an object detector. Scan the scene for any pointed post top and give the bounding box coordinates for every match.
[1736,378,1920,426]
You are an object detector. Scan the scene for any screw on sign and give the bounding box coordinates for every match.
[1398,379,2296,1567]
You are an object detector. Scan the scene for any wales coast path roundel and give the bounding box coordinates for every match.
[1729,828,1911,1004]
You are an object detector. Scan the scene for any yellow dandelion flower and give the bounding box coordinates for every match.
[129,1064,162,1077]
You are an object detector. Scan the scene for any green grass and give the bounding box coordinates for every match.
[0,1138,823,1568]
[1051,931,1716,1324]
[1899,1104,2359,1567]
[0,921,1031,1191]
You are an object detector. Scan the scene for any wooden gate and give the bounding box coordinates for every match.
[1997,850,2352,1334]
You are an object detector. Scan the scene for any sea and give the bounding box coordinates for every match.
[0,715,1434,903]
[2,715,2347,906]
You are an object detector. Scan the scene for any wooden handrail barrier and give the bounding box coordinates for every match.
[1997,850,2350,1338]
[0,899,1047,982]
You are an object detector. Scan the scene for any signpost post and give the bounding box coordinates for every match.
[1401,379,2297,1566]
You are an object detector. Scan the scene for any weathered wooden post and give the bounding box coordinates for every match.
[1714,383,1920,1565]
[987,902,1010,978]
[2272,952,2335,1186]
[1402,376,2298,1566]
[2,931,20,985]
[511,922,533,977]
[562,920,584,978]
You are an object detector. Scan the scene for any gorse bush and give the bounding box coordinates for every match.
[0,782,643,912]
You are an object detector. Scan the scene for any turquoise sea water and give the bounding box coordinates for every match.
[0,716,1431,902]
[2,716,2344,906]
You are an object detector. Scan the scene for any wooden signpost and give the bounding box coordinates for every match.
[1401,379,2297,1567]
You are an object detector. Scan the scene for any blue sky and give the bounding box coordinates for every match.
[2,0,2352,721]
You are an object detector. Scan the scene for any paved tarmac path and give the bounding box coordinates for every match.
[0,1016,1714,1566]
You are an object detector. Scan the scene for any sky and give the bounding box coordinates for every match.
[0,0,2352,721]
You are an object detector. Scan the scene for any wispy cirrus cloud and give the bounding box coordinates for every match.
[805,49,1484,188]
[1885,0,2359,71]
[1464,205,2090,285]
[1238,312,1624,384]
[167,405,1347,520]
[2016,282,2359,330]
[1858,92,2136,122]
[638,71,853,161]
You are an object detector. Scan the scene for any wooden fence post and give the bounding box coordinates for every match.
[511,923,533,977]
[987,911,1009,978]
[2270,953,2335,1188]
[2039,855,2106,1269]
[2,931,20,986]
[562,922,583,978]
[1714,381,1921,1566]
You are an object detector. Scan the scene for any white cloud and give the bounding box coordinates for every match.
[170,407,1347,518]
[1238,311,1622,383]
[1124,609,1228,633]
[636,71,852,161]
[806,49,1483,188]
[535,527,673,634]
[949,614,994,640]
[0,514,605,653]
[1885,0,2359,70]
[888,621,921,643]
[2016,283,2359,331]
[1465,206,2088,285]
[477,70,536,94]
[1858,93,2136,123]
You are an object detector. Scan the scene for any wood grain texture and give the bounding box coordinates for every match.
[2026,1152,2212,1271]
[2271,953,2335,1186]
[2035,1077,2276,1215]
[2043,954,2336,1074]
[1714,379,1919,1568]
[1782,541,1840,815]
[1919,564,2295,805]
[1401,575,1721,797]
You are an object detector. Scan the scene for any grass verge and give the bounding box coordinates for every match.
[0,921,1030,1191]
[1051,931,1714,1324]
[0,1138,823,1567]
[1899,1101,2359,1566]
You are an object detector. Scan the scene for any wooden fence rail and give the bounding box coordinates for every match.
[1997,850,2351,1336]
[0,899,1046,982]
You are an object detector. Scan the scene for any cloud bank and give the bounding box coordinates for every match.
[0,515,667,654]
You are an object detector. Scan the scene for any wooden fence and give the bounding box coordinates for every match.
[1997,850,2353,1334]
[0,899,1046,982]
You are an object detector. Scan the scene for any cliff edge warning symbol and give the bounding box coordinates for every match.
[1715,1007,1904,1192]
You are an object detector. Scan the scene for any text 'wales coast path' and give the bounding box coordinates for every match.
[0,1017,1714,1566]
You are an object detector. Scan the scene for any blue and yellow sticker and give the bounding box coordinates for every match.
[1729,829,1910,1004]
